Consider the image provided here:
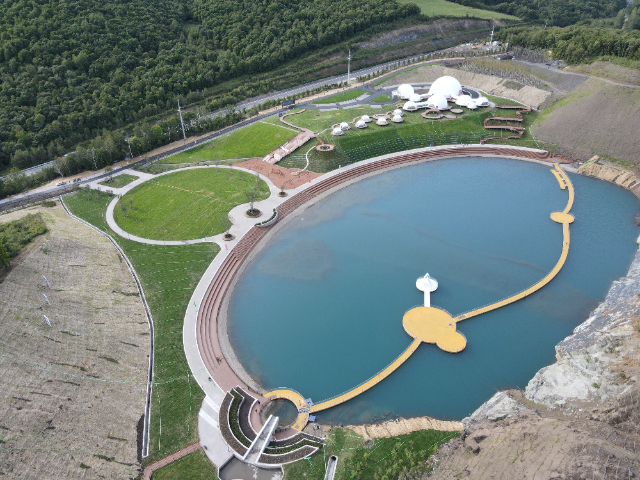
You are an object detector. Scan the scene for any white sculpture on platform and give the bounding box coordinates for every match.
[416,273,438,307]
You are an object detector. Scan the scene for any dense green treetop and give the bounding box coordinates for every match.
[447,0,625,26]
[0,0,418,172]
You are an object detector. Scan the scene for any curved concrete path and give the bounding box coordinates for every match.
[97,165,285,246]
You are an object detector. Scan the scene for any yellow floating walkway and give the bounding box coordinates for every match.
[266,164,575,428]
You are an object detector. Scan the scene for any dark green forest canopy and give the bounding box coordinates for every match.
[0,0,418,172]
[499,26,640,63]
[446,0,625,26]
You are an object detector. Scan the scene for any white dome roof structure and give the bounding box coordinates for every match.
[427,94,449,110]
[403,101,418,111]
[331,127,344,136]
[476,96,489,107]
[376,117,388,126]
[361,115,372,123]
[428,76,462,99]
[392,114,404,123]
[455,95,472,107]
[355,120,367,128]
[409,93,422,103]
[340,122,350,130]
[467,101,478,110]
[397,84,414,99]
[393,109,403,116]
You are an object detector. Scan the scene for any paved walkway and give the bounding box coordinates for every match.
[141,442,202,480]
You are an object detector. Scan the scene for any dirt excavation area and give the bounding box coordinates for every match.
[0,203,149,479]
[532,78,640,163]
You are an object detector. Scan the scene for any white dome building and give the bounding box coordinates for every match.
[331,127,344,136]
[340,121,350,130]
[393,109,404,117]
[427,94,449,110]
[355,120,367,129]
[392,114,404,123]
[409,93,422,103]
[476,96,490,107]
[397,84,414,100]
[376,117,388,126]
[403,101,418,112]
[467,101,478,110]
[361,115,372,123]
[455,95,472,107]
[428,76,462,99]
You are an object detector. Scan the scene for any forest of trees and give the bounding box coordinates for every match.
[0,0,419,174]
[498,26,640,63]
[448,0,625,27]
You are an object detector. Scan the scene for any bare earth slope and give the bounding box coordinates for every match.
[0,203,149,479]
[532,78,640,162]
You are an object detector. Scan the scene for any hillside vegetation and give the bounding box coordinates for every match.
[0,0,418,173]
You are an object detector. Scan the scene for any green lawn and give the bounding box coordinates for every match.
[64,190,219,464]
[98,173,139,189]
[483,94,524,107]
[372,94,393,103]
[160,121,297,164]
[283,428,458,480]
[399,0,518,20]
[151,450,219,480]
[312,89,368,104]
[278,104,542,172]
[113,168,271,241]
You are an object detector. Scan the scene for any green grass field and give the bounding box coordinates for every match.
[113,168,271,241]
[64,190,219,464]
[312,89,368,104]
[372,94,393,103]
[0,213,47,264]
[283,428,458,480]
[160,121,297,164]
[399,0,518,20]
[98,173,138,188]
[483,94,524,107]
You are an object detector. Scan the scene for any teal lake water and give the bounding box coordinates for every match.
[228,158,639,423]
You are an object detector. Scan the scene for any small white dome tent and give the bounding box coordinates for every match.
[403,101,418,111]
[455,95,472,107]
[331,127,344,136]
[361,115,372,123]
[409,93,422,103]
[355,120,367,128]
[467,101,478,110]
[392,114,404,123]
[340,121,350,130]
[376,117,388,126]
[393,109,404,117]
[476,96,490,107]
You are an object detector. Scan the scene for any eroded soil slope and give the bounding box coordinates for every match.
[532,78,640,163]
[0,203,149,479]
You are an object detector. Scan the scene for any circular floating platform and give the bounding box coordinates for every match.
[403,306,467,353]
[316,143,335,152]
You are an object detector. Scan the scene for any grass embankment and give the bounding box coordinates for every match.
[483,94,524,107]
[0,213,47,266]
[98,174,139,189]
[64,190,219,464]
[279,105,492,172]
[113,169,270,241]
[312,89,368,104]
[399,0,518,20]
[284,428,458,480]
[151,450,220,480]
[159,122,296,165]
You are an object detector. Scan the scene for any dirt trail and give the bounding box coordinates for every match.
[0,204,149,479]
